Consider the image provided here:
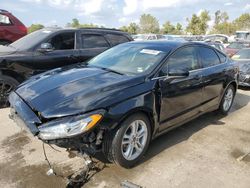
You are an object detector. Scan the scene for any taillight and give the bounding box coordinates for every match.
[18,25,27,34]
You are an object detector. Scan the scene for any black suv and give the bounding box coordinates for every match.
[0,27,133,107]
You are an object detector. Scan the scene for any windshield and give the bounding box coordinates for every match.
[10,29,53,50]
[232,49,250,60]
[88,43,168,75]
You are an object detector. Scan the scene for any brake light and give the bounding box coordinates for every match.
[18,25,27,34]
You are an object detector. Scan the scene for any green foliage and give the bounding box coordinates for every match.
[234,13,250,30]
[120,22,140,34]
[162,21,184,34]
[66,18,98,28]
[139,14,159,33]
[186,10,211,35]
[162,21,175,34]
[210,12,250,35]
[28,24,44,33]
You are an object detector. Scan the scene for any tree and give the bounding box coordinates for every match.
[67,18,98,28]
[234,13,250,30]
[71,18,80,28]
[120,25,129,33]
[186,10,211,35]
[210,11,236,35]
[139,14,159,33]
[28,24,44,33]
[127,22,140,34]
[199,10,211,34]
[162,21,184,35]
[162,21,175,34]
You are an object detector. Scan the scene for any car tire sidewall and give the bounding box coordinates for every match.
[0,75,19,107]
[219,84,235,115]
[111,113,151,168]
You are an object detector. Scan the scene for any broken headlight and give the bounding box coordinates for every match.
[38,111,104,140]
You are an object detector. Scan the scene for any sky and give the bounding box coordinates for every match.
[1,0,250,28]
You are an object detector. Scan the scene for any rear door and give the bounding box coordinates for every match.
[198,46,227,111]
[78,33,110,62]
[158,45,203,131]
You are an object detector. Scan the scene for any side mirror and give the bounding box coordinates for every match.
[38,43,53,52]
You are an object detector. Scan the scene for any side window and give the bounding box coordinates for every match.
[81,34,109,48]
[0,14,11,25]
[199,47,220,67]
[106,34,129,46]
[164,46,199,73]
[217,52,227,63]
[48,32,75,50]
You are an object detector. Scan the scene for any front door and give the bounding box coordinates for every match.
[158,46,203,131]
[32,31,79,75]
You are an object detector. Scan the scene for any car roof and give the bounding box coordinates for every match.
[129,40,211,51]
[41,27,128,34]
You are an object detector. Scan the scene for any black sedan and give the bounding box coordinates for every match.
[9,41,238,168]
[232,48,250,87]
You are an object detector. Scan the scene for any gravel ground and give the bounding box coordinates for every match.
[0,88,250,188]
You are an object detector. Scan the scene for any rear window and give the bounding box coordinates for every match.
[82,34,109,48]
[105,34,130,46]
[199,47,221,67]
[0,14,11,25]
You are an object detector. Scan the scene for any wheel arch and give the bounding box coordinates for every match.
[0,69,25,83]
[117,107,155,135]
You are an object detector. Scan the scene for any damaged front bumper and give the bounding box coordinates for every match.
[9,92,106,155]
[9,92,41,135]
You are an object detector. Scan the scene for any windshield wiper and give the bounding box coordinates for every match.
[100,67,124,75]
[90,65,124,75]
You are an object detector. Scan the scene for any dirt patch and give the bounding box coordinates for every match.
[1,131,31,154]
[0,131,75,188]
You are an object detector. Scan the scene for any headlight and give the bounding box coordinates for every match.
[38,112,103,140]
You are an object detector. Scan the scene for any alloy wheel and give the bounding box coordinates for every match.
[223,87,234,112]
[121,120,148,161]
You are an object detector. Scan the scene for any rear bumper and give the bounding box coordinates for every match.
[9,92,41,135]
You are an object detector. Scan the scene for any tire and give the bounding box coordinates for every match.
[103,113,151,168]
[218,84,235,115]
[0,75,19,108]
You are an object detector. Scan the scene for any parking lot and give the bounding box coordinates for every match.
[0,88,249,188]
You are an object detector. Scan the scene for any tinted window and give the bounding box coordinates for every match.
[48,32,75,50]
[0,14,11,25]
[166,47,199,73]
[217,52,227,63]
[106,34,129,46]
[82,34,109,48]
[199,47,220,67]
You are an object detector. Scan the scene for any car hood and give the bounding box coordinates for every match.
[15,65,145,119]
[234,59,250,74]
[0,45,17,56]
